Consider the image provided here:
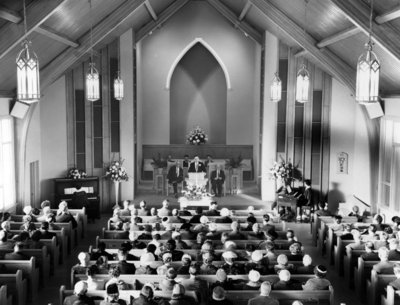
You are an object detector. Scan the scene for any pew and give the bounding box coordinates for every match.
[366,270,395,305]
[60,285,198,305]
[0,285,13,305]
[343,249,367,288]
[0,270,27,305]
[382,285,400,305]
[333,235,354,275]
[0,257,39,301]
[312,215,358,247]
[0,246,50,283]
[42,236,60,275]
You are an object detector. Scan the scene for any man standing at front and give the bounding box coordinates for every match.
[211,164,225,197]
[167,161,184,198]
[188,156,206,173]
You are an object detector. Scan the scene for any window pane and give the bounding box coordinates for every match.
[0,117,15,210]
[393,147,400,211]
[394,122,400,144]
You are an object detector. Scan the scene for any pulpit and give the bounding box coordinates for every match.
[186,172,208,188]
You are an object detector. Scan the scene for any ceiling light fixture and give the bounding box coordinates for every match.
[270,72,282,102]
[16,0,40,103]
[295,0,310,103]
[86,0,100,102]
[113,38,124,101]
[356,0,380,104]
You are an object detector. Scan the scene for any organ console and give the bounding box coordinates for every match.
[53,176,100,219]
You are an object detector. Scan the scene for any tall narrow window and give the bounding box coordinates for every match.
[0,116,15,210]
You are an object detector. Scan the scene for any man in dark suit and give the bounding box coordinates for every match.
[247,281,279,305]
[210,164,225,197]
[114,248,136,274]
[188,156,206,173]
[167,161,184,197]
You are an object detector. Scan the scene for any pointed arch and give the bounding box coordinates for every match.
[165,37,232,90]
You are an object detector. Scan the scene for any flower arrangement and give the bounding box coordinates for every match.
[270,159,299,186]
[182,182,211,200]
[105,160,129,182]
[226,154,243,169]
[186,126,208,145]
[151,153,167,169]
[67,168,87,180]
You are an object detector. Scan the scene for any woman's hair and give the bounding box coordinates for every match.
[109,265,121,278]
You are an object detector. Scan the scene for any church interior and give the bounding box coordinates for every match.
[1,0,400,304]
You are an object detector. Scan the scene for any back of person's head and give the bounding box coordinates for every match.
[292,301,304,305]
[374,214,383,224]
[74,281,88,296]
[265,240,275,251]
[117,248,127,260]
[220,232,229,243]
[31,230,42,242]
[147,243,156,254]
[260,281,272,296]
[172,209,179,216]
[365,241,374,252]
[247,216,257,225]
[166,239,176,251]
[212,286,226,301]
[189,263,199,275]
[314,265,328,278]
[248,270,261,282]
[166,267,177,279]
[245,243,256,253]
[277,254,288,265]
[41,221,49,231]
[140,284,154,300]
[150,207,156,216]
[87,264,98,277]
[106,283,119,299]
[220,208,230,217]
[181,254,192,266]
[304,179,311,186]
[263,214,270,222]
[278,269,291,281]
[378,247,390,261]
[289,242,302,254]
[334,215,342,222]
[109,265,121,278]
[196,207,203,215]
[286,229,294,239]
[78,252,90,264]
[302,254,312,266]
[19,231,30,241]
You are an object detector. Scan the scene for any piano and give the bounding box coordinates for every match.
[54,177,100,219]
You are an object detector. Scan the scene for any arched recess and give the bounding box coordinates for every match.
[165,37,232,90]
[170,42,227,144]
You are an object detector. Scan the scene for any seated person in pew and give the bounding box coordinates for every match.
[287,242,303,261]
[302,265,331,290]
[22,205,37,222]
[161,239,183,261]
[192,232,206,250]
[361,241,379,261]
[158,200,172,217]
[215,208,232,224]
[63,281,95,305]
[56,201,78,229]
[129,217,143,231]
[375,230,391,249]
[179,263,204,290]
[228,221,245,240]
[91,241,114,261]
[110,208,124,225]
[209,286,233,305]
[263,241,277,261]
[373,247,395,274]
[205,201,220,216]
[200,252,218,275]
[148,233,163,255]
[131,283,163,305]
[286,229,298,245]
[273,269,301,290]
[315,202,332,217]
[177,254,192,275]
[157,252,174,275]
[28,230,45,249]
[340,224,354,240]
[100,283,127,305]
[389,238,400,260]
[137,200,150,216]
[148,208,161,223]
[389,263,400,290]
[294,254,315,274]
[72,252,91,274]
[210,268,243,291]
[221,250,244,275]
[179,205,192,217]
[243,244,256,261]
[345,229,365,251]
[160,267,179,292]
[86,265,105,290]
[0,230,14,250]
[39,221,57,240]
[3,242,29,260]
[248,281,279,305]
[1,219,13,240]
[19,215,36,232]
[170,209,186,224]
[348,205,363,222]
[328,215,345,232]
[274,254,294,274]
[170,283,197,305]
[261,214,278,240]
[146,244,158,261]
[189,207,204,224]
[120,241,140,260]
[243,270,262,290]
[138,225,154,240]
[245,250,269,275]
[247,223,265,240]
[243,216,257,231]
[105,266,130,290]
[118,200,132,217]
[113,247,136,274]
[95,256,110,274]
[361,224,379,242]
[372,214,388,232]
[391,216,400,233]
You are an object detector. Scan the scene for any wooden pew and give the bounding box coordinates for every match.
[0,246,50,283]
[60,285,198,305]
[343,249,367,288]
[1,257,39,301]
[42,236,60,275]
[382,285,400,305]
[366,270,395,305]
[0,285,13,305]
[333,235,354,275]
[0,270,27,305]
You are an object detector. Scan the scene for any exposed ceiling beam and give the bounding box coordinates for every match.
[35,25,79,48]
[0,0,66,61]
[294,49,307,58]
[317,26,361,48]
[0,5,22,23]
[144,0,158,21]
[41,0,146,90]
[331,0,400,63]
[136,0,189,43]
[207,0,262,45]
[238,1,252,21]
[250,0,355,91]
[0,90,14,98]
[375,5,400,24]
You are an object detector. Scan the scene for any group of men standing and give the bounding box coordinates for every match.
[167,155,225,197]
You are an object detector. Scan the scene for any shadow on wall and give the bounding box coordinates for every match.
[326,182,345,214]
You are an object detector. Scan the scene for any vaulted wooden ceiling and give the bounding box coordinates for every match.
[1,0,400,98]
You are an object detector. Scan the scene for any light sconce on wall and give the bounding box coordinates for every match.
[295,64,310,103]
[86,0,100,102]
[113,38,124,101]
[270,72,282,102]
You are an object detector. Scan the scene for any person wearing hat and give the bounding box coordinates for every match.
[221,250,244,275]
[63,281,95,305]
[228,221,245,240]
[99,283,127,305]
[131,283,159,305]
[157,252,173,275]
[215,208,232,223]
[117,200,131,217]
[158,199,172,217]
[72,252,91,274]
[205,201,220,216]
[193,215,209,232]
[56,201,78,229]
[127,232,147,251]
[287,242,303,261]
[210,268,242,291]
[302,265,331,290]
[274,254,294,274]
[273,269,301,290]
[177,253,192,274]
[206,222,221,240]
[247,281,279,305]
[105,266,129,290]
[160,267,178,292]
[199,252,218,275]
[114,247,136,274]
[209,286,233,305]
[360,241,379,260]
[248,223,265,241]
[197,240,218,260]
[245,250,269,275]
[135,252,158,275]
[244,270,262,290]
[169,284,196,305]
[294,254,315,274]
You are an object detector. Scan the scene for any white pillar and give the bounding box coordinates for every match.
[120,29,135,200]
[261,32,279,201]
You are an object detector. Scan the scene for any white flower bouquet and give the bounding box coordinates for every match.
[186,126,208,145]
[105,160,129,182]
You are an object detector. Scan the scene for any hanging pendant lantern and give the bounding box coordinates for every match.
[295,64,310,103]
[17,40,40,103]
[270,72,282,102]
[113,71,124,101]
[86,62,100,102]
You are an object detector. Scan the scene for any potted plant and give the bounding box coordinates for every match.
[151,153,167,174]
[226,155,243,174]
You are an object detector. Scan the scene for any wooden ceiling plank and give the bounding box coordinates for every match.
[35,25,79,48]
[0,0,66,61]
[145,0,158,21]
[331,0,400,62]
[250,0,356,91]
[0,5,22,23]
[294,49,307,58]
[136,0,189,43]
[238,1,252,21]
[207,0,262,45]
[41,0,146,90]
[316,26,361,48]
[375,5,400,24]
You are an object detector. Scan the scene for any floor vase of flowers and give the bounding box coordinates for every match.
[105,160,129,205]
